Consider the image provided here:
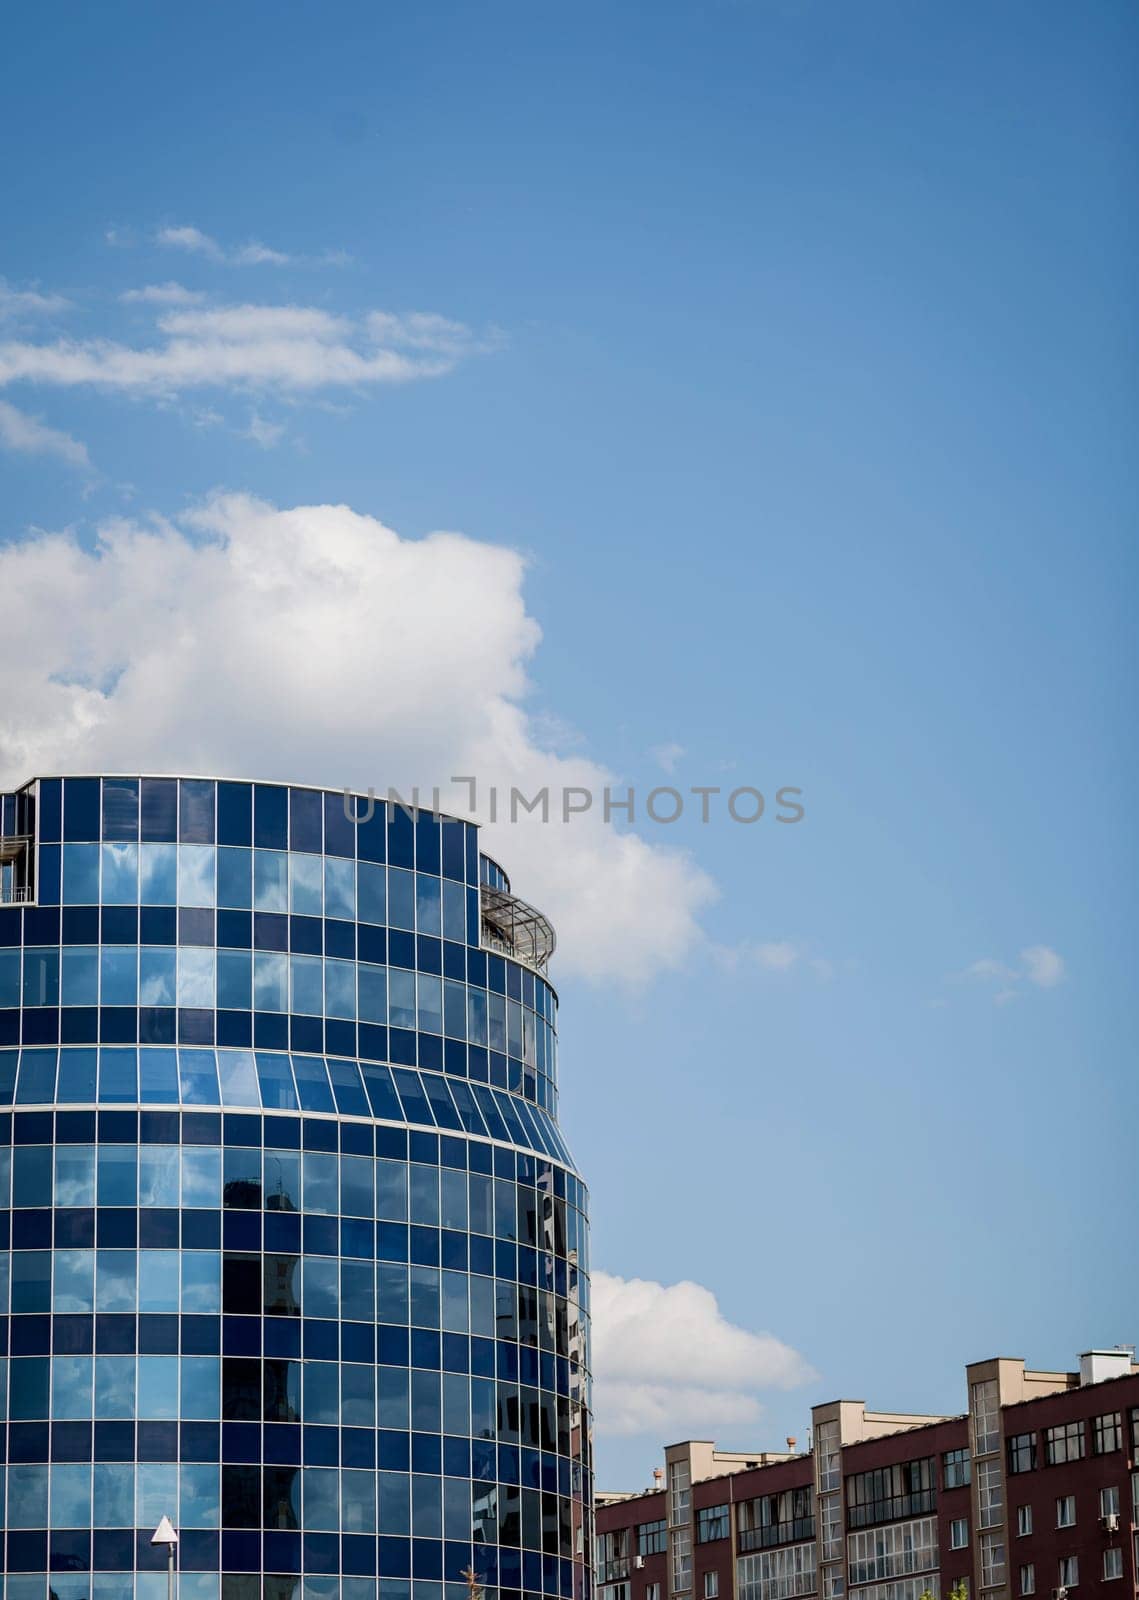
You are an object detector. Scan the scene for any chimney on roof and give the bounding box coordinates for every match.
[787,1437,797,1451]
[1079,1349,1134,1386]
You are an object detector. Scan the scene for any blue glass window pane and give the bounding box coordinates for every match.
[0,1047,17,1104]
[100,843,138,904]
[57,1047,97,1103]
[138,1355,179,1415]
[443,981,466,1040]
[8,1462,49,1524]
[179,778,215,844]
[51,1462,93,1528]
[254,784,288,849]
[139,1047,179,1104]
[95,1252,137,1313]
[217,781,252,848]
[491,1089,532,1150]
[290,954,323,1015]
[302,1365,339,1426]
[254,952,287,1012]
[181,1254,221,1313]
[254,849,288,912]
[100,946,137,1006]
[15,1047,58,1104]
[97,1145,137,1205]
[0,946,18,1007]
[420,1074,463,1132]
[389,969,415,1029]
[139,1144,179,1205]
[177,948,215,1008]
[138,1253,180,1314]
[416,974,442,1034]
[102,778,139,842]
[63,777,101,841]
[325,958,356,1019]
[24,946,60,1006]
[218,1048,260,1108]
[62,844,99,903]
[137,1461,178,1528]
[52,1354,93,1418]
[470,1084,510,1143]
[180,1365,221,1427]
[358,965,387,1025]
[291,1054,335,1113]
[327,1057,369,1118]
[181,1151,221,1210]
[357,862,386,926]
[139,947,176,1007]
[139,842,177,904]
[442,879,466,943]
[466,989,487,1046]
[324,857,356,920]
[303,1151,339,1214]
[178,846,216,908]
[255,1051,297,1111]
[98,1047,138,1103]
[360,1063,403,1122]
[93,1461,134,1525]
[512,1096,556,1159]
[388,869,415,930]
[289,854,323,915]
[55,1145,95,1205]
[179,1048,220,1105]
[391,1070,435,1128]
[415,875,441,935]
[217,949,252,1010]
[447,1079,489,1139]
[217,846,252,909]
[140,778,178,843]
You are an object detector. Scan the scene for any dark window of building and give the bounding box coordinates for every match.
[1131,1409,1139,1453]
[1007,1433,1037,1475]
[737,1488,814,1551]
[1044,1422,1085,1466]
[1093,1412,1122,1455]
[697,1504,729,1543]
[637,1519,667,1557]
[846,1457,936,1529]
[944,1448,972,1489]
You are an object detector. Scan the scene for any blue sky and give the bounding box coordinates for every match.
[1,0,1136,1485]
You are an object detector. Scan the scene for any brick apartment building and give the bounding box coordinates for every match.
[596,1348,1139,1600]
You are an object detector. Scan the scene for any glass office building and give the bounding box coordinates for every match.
[0,776,591,1600]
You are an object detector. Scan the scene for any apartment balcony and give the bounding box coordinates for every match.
[0,834,33,904]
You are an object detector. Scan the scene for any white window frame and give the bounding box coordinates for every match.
[1016,1505,1032,1537]
[949,1519,969,1551]
[1103,1548,1122,1582]
[1019,1563,1035,1597]
[1056,1495,1075,1529]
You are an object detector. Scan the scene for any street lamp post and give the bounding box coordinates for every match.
[151,1515,178,1600]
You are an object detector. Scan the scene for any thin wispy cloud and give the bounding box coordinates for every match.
[242,412,286,449]
[0,399,90,469]
[120,282,206,306]
[153,223,348,269]
[0,279,71,319]
[650,741,685,774]
[959,944,1066,1002]
[0,302,497,395]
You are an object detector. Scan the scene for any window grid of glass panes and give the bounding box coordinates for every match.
[0,777,591,1600]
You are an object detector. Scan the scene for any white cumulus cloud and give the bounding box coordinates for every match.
[0,400,90,469]
[591,1271,814,1437]
[0,495,713,984]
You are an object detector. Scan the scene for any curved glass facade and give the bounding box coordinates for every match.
[0,777,592,1600]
